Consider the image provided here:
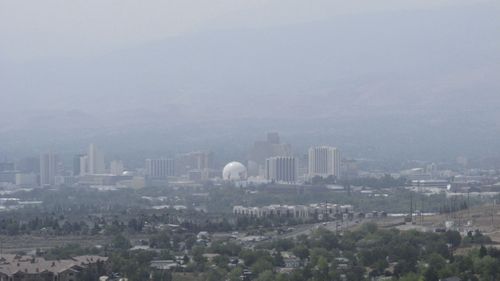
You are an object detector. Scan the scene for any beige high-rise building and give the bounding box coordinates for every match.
[308,146,341,179]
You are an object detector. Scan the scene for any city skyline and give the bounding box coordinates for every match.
[1,1,499,280]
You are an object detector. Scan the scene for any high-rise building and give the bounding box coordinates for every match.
[248,132,292,177]
[145,158,175,178]
[40,152,58,187]
[73,154,85,176]
[88,144,105,174]
[79,155,89,176]
[265,156,297,183]
[175,151,213,176]
[308,146,341,179]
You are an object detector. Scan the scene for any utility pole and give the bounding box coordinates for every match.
[467,190,471,222]
[420,194,424,225]
[410,193,413,224]
[325,200,328,222]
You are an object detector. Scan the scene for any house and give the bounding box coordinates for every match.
[240,269,253,281]
[150,260,178,271]
[202,254,220,263]
[0,255,108,281]
[281,252,302,269]
[150,260,186,272]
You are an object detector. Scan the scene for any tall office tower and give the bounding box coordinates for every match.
[265,156,297,183]
[72,154,84,176]
[248,132,292,176]
[79,155,89,176]
[88,144,105,174]
[308,146,341,179]
[145,158,175,178]
[197,151,214,170]
[40,152,58,187]
[110,160,124,176]
[175,151,213,176]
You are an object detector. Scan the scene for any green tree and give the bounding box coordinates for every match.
[399,272,420,281]
[445,230,462,247]
[424,267,439,281]
[255,270,275,281]
[479,245,488,258]
[251,258,274,275]
[112,234,131,250]
[292,244,310,260]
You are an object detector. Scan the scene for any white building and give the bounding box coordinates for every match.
[40,152,58,187]
[233,203,353,219]
[145,158,175,178]
[88,144,105,174]
[233,204,309,218]
[308,146,341,179]
[265,156,297,183]
[222,162,247,181]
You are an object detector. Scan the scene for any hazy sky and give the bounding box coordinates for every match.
[1,0,499,160]
[0,0,492,61]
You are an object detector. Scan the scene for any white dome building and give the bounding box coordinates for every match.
[222,162,247,181]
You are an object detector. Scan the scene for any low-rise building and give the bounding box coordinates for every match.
[233,203,354,219]
[0,254,108,281]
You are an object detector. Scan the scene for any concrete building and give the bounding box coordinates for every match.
[233,203,353,219]
[308,146,341,179]
[265,156,297,183]
[145,158,175,178]
[15,173,38,187]
[40,152,58,187]
[233,204,309,218]
[175,151,213,177]
[72,154,85,176]
[248,133,291,177]
[79,155,89,176]
[88,144,105,175]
